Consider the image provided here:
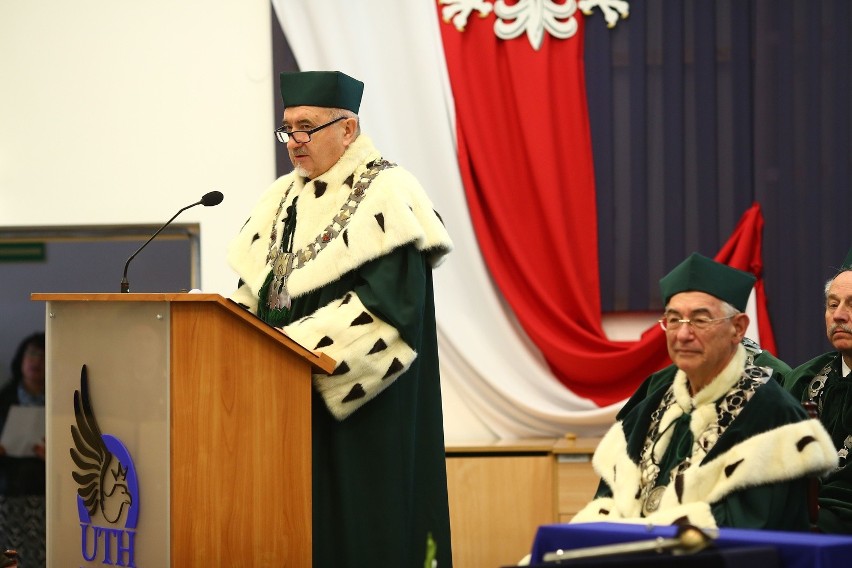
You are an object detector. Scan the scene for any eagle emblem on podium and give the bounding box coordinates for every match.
[70,365,140,527]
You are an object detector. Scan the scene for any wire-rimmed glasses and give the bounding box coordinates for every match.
[658,314,736,332]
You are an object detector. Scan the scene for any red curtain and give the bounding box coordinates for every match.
[438,10,774,406]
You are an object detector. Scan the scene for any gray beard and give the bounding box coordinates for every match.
[293,164,310,178]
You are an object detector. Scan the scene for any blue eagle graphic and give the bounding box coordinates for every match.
[70,365,133,524]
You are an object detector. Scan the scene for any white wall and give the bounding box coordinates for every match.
[0,0,275,295]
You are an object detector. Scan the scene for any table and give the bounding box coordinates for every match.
[529,522,852,568]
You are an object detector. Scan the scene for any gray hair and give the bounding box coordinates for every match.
[824,268,852,299]
[327,107,360,138]
[718,301,740,317]
[664,299,740,317]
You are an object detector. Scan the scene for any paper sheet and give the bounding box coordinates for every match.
[0,405,46,457]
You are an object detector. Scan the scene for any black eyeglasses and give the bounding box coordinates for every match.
[274,116,345,144]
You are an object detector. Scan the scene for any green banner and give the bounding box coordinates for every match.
[0,242,46,262]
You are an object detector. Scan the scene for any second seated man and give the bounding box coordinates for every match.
[785,248,852,533]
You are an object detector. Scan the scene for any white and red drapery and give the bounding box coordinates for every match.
[271,0,776,439]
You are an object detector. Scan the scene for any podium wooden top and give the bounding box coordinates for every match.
[32,292,335,374]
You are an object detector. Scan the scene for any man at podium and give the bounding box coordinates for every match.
[227,70,454,567]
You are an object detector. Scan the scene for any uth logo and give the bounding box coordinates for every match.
[71,365,140,567]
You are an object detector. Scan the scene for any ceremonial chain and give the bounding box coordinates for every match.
[806,357,836,415]
[638,368,766,516]
[806,356,852,467]
[265,158,396,310]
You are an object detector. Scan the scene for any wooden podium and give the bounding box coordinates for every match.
[32,293,334,567]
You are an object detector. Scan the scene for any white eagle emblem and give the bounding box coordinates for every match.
[439,0,630,50]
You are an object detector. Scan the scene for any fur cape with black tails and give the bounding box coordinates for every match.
[227,135,452,420]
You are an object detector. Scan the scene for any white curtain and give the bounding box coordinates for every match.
[271,0,621,440]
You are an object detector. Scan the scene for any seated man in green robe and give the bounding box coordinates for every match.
[785,248,852,533]
[572,252,837,530]
[227,71,453,567]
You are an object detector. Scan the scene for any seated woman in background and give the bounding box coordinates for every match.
[0,332,46,567]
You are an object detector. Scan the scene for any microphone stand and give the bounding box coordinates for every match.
[120,191,222,293]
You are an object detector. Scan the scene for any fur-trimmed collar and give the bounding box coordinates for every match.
[666,344,747,435]
[646,345,749,473]
[674,344,746,409]
[227,135,452,300]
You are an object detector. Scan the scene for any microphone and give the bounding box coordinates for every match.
[120,190,224,293]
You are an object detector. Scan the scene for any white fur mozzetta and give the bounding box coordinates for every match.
[227,135,452,304]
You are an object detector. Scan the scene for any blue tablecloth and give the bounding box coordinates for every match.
[530,523,852,568]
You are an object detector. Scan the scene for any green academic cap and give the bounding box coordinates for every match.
[841,247,852,271]
[659,252,756,312]
[279,71,364,113]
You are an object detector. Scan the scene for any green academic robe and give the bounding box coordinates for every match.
[786,352,852,533]
[227,135,453,567]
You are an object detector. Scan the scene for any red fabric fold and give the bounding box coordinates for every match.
[714,203,778,356]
